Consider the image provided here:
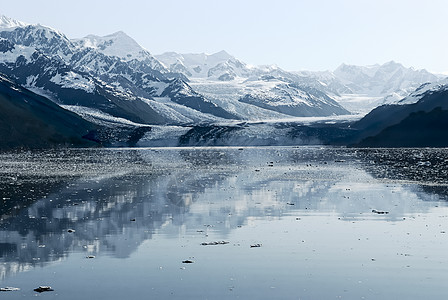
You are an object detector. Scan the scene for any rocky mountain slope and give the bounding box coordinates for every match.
[0,74,98,148]
[350,80,448,146]
[356,107,448,147]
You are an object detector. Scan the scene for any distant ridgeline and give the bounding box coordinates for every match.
[0,14,447,148]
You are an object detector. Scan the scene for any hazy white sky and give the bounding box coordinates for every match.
[2,0,448,73]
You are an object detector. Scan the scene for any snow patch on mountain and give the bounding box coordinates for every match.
[25,85,58,102]
[140,98,192,124]
[141,97,224,124]
[50,71,95,93]
[0,43,35,63]
[397,78,448,105]
[61,105,146,127]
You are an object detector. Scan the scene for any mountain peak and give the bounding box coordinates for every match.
[0,15,28,29]
[105,30,131,39]
[211,50,232,59]
[73,31,150,61]
[381,60,402,68]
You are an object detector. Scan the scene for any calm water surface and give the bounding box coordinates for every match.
[0,147,448,299]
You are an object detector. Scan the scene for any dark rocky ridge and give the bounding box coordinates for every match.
[0,75,98,148]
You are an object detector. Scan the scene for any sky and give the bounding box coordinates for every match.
[1,0,448,73]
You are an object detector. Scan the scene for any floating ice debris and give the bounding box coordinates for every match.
[0,287,20,292]
[182,260,194,264]
[34,286,54,293]
[67,229,75,233]
[201,241,230,246]
[250,244,262,248]
[372,209,389,214]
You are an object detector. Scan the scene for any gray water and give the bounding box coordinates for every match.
[0,147,448,299]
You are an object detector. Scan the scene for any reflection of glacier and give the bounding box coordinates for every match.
[0,147,445,280]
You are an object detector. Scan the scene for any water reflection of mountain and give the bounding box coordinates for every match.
[0,147,446,280]
[0,148,250,280]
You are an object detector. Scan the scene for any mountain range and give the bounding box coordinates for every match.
[0,14,447,148]
[156,51,442,114]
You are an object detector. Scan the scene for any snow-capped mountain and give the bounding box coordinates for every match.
[156,51,441,115]
[0,20,74,60]
[72,31,167,72]
[0,14,28,29]
[1,14,444,149]
[328,61,441,113]
[0,15,237,125]
[156,51,350,117]
[333,61,439,96]
[0,14,350,122]
[156,50,256,80]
